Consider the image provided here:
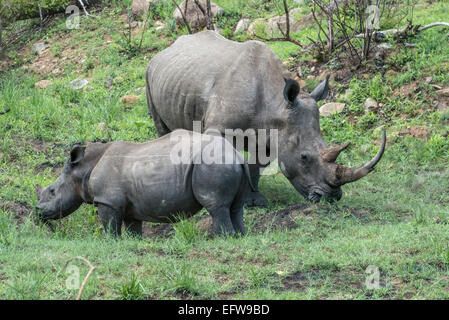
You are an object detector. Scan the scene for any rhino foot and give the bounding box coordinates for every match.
[244,191,268,207]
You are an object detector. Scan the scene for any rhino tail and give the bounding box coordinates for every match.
[241,159,256,192]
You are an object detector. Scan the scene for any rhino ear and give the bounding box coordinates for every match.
[310,74,330,102]
[70,144,86,165]
[283,79,300,105]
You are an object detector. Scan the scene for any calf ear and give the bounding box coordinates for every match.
[310,74,330,102]
[283,79,300,105]
[70,144,86,165]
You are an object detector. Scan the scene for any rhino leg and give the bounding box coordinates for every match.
[124,218,142,238]
[244,156,268,207]
[97,204,123,236]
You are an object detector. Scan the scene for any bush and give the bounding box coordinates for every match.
[0,0,72,22]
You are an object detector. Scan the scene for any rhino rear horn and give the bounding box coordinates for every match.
[321,142,350,163]
[311,74,330,102]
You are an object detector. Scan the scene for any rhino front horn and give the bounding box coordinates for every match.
[334,129,386,186]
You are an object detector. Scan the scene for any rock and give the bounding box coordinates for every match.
[248,10,312,37]
[436,87,449,97]
[234,18,250,34]
[247,18,268,36]
[212,24,222,35]
[173,0,223,30]
[154,20,166,31]
[96,122,107,131]
[296,66,303,78]
[318,69,332,81]
[364,98,379,113]
[120,94,140,105]
[319,103,345,117]
[69,79,89,90]
[131,0,154,18]
[294,76,306,88]
[35,80,52,89]
[124,21,138,29]
[104,77,113,89]
[425,76,433,84]
[33,42,49,55]
[385,69,397,80]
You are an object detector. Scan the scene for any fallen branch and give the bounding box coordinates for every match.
[0,108,10,115]
[355,21,449,39]
[66,257,96,300]
[78,0,90,16]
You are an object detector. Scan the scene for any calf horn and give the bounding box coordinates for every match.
[334,129,386,186]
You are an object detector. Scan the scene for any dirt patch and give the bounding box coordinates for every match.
[0,201,32,224]
[393,125,430,138]
[394,80,420,97]
[278,269,364,293]
[247,203,312,233]
[142,204,317,239]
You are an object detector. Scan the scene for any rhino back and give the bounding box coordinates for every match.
[146,31,288,132]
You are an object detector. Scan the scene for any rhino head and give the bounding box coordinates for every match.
[277,75,386,202]
[35,143,109,221]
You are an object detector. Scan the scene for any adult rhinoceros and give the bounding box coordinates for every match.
[145,31,385,206]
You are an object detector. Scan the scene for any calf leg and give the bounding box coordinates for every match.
[230,207,246,235]
[97,204,122,236]
[209,206,235,236]
[124,218,143,238]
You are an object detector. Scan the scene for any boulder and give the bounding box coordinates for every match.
[319,103,345,117]
[436,87,449,97]
[33,42,49,55]
[173,0,223,30]
[131,0,161,19]
[154,20,166,31]
[234,18,251,34]
[69,79,89,90]
[248,8,312,37]
[364,98,379,113]
[35,80,52,89]
[120,94,140,105]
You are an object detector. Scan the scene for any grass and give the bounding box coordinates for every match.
[0,0,449,299]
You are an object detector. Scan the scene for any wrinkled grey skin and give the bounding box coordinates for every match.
[146,31,386,205]
[36,130,255,237]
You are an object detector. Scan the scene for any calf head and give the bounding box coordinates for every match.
[35,143,108,221]
[278,75,386,202]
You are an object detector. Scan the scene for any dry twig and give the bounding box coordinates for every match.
[66,257,96,300]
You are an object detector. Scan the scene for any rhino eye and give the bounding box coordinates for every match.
[49,187,55,196]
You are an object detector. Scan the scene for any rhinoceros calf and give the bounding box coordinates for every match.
[35,130,255,236]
